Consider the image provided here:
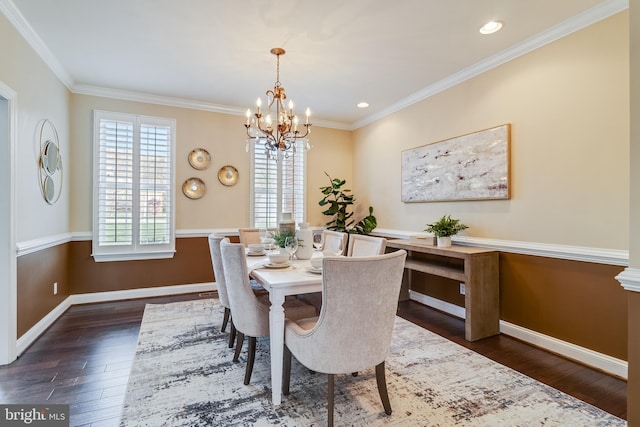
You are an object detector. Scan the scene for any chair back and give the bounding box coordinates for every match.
[238,228,261,247]
[322,230,348,255]
[347,234,387,257]
[289,250,407,374]
[208,234,231,309]
[220,241,270,337]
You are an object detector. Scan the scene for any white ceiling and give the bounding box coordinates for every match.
[2,0,627,129]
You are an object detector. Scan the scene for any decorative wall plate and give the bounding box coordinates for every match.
[188,148,211,170]
[182,177,206,199]
[218,165,239,186]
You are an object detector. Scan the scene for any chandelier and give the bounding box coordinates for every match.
[244,48,312,160]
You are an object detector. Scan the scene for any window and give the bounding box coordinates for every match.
[251,145,306,228]
[92,110,176,261]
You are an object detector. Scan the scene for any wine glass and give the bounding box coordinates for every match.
[312,232,323,251]
[284,236,298,261]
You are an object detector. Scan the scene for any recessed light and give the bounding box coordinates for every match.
[357,102,369,108]
[480,20,503,35]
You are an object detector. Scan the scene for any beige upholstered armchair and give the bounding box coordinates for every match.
[208,234,235,347]
[238,228,261,247]
[346,234,387,256]
[220,241,316,385]
[283,250,407,426]
[321,230,348,255]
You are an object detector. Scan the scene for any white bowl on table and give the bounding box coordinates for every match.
[268,252,289,265]
[248,243,265,254]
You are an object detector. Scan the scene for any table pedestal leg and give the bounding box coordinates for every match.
[269,290,286,405]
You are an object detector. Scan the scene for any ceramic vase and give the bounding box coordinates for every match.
[279,212,295,235]
[295,222,313,260]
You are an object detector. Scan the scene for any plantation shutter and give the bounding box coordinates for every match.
[251,143,306,228]
[93,110,175,262]
[251,144,279,228]
[281,148,305,225]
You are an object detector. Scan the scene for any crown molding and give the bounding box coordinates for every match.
[352,0,629,130]
[0,0,74,89]
[2,0,626,132]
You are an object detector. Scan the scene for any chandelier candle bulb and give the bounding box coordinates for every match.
[256,98,262,114]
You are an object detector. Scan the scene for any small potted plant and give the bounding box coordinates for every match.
[425,214,469,247]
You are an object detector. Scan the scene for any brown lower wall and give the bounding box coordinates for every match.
[17,237,216,337]
[409,252,627,360]
[68,237,214,294]
[18,236,628,363]
[17,244,70,338]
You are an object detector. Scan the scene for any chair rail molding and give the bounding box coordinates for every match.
[372,229,628,266]
[615,267,640,292]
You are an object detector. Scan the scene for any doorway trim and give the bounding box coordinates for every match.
[0,79,17,365]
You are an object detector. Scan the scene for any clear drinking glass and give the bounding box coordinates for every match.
[312,232,323,251]
[284,236,298,261]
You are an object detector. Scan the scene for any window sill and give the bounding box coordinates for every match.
[92,250,176,263]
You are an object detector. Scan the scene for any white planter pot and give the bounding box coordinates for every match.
[437,236,452,247]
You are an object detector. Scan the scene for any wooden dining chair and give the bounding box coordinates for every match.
[321,230,348,255]
[220,241,317,385]
[346,234,387,257]
[282,250,407,427]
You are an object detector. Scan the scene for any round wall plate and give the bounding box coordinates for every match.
[188,148,211,170]
[218,165,239,186]
[182,177,206,199]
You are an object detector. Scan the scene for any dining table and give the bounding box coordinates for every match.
[245,251,323,405]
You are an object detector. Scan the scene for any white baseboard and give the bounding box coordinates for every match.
[408,290,628,380]
[16,282,217,356]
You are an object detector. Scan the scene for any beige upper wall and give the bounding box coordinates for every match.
[353,11,629,250]
[0,13,71,243]
[69,95,352,232]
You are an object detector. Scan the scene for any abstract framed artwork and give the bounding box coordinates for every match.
[401,124,511,202]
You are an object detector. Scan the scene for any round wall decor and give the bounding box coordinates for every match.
[218,165,239,186]
[182,177,206,199]
[188,148,211,170]
[38,119,63,204]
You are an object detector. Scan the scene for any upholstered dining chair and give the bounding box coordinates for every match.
[282,250,407,426]
[321,230,348,255]
[346,234,387,257]
[220,241,317,385]
[208,234,234,345]
[208,234,267,349]
[238,228,261,247]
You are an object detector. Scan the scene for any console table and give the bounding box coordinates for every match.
[386,239,500,341]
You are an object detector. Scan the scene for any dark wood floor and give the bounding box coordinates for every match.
[0,293,627,426]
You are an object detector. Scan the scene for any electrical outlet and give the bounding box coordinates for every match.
[53,282,58,295]
[459,283,465,295]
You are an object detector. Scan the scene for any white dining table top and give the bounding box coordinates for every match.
[245,251,322,290]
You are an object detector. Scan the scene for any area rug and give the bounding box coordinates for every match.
[120,299,626,426]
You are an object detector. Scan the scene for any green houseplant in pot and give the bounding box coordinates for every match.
[318,172,377,235]
[425,214,469,247]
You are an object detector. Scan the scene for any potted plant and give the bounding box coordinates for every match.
[319,172,377,235]
[271,230,296,249]
[424,215,469,247]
